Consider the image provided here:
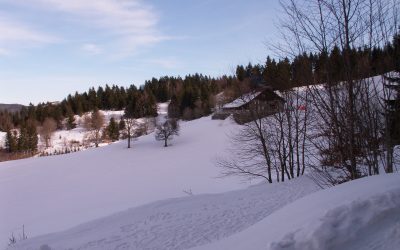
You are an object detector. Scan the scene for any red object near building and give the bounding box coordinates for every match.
[297,105,306,111]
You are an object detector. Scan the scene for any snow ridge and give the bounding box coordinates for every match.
[271,188,400,250]
[196,173,400,250]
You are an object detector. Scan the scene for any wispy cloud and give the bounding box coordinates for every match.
[0,16,57,55]
[147,57,182,70]
[13,0,170,57]
[82,43,103,55]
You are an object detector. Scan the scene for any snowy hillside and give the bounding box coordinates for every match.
[0,115,252,248]
[1,76,399,249]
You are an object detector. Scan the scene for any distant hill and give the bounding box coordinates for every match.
[0,103,25,113]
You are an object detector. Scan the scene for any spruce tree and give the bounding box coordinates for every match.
[66,112,76,130]
[26,120,38,153]
[168,95,180,118]
[106,117,120,142]
[5,130,17,153]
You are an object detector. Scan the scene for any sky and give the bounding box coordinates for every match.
[0,0,281,105]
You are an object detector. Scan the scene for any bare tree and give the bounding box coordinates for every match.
[278,0,399,184]
[84,110,105,147]
[123,117,136,149]
[40,117,57,148]
[217,85,311,183]
[155,119,179,147]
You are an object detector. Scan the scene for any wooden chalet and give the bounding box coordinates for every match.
[212,87,285,124]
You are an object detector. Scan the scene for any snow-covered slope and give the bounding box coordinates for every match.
[0,116,251,248]
[11,177,319,250]
[195,173,400,250]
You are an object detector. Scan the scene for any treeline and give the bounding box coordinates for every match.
[0,74,234,133]
[0,34,398,134]
[235,34,400,91]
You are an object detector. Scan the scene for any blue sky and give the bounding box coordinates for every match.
[0,0,281,105]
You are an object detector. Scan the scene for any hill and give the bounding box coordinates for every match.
[0,115,253,248]
[0,104,25,113]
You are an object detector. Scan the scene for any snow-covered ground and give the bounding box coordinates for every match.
[195,173,400,250]
[10,177,319,250]
[0,115,253,248]
[2,84,400,249]
[38,110,127,155]
[7,172,400,250]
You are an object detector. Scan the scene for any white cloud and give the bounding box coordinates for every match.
[13,0,169,56]
[147,57,182,70]
[82,43,103,55]
[0,16,57,55]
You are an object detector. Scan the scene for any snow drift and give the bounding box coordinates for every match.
[196,173,400,250]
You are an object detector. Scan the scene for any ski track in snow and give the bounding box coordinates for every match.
[12,177,319,250]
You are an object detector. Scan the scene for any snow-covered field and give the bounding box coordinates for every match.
[1,92,400,249]
[11,177,319,250]
[0,115,252,248]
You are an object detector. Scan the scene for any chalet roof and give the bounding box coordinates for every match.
[223,91,262,109]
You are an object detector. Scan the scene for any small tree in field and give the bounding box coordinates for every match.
[155,119,179,147]
[106,117,120,142]
[123,117,137,148]
[84,109,105,147]
[40,117,57,148]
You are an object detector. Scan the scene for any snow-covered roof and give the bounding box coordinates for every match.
[223,91,262,109]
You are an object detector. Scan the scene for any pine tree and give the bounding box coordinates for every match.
[26,120,38,153]
[168,95,180,118]
[106,117,120,142]
[5,130,17,153]
[66,112,76,130]
[18,125,28,152]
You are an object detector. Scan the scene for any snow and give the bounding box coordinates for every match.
[195,173,400,250]
[10,176,319,250]
[2,76,400,249]
[223,91,261,109]
[0,114,253,248]
[0,131,5,148]
[39,110,126,154]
